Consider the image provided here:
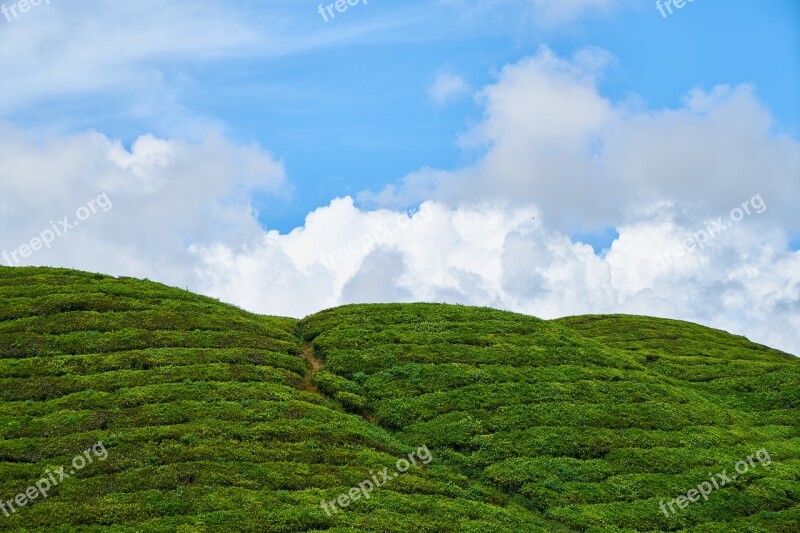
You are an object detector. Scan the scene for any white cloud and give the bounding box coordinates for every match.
[0,123,286,289]
[429,72,470,106]
[188,197,800,356]
[369,47,800,235]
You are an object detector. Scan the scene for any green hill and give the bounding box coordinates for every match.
[0,267,798,532]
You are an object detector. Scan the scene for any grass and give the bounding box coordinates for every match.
[0,266,798,531]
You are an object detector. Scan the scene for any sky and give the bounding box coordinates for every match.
[1,0,799,354]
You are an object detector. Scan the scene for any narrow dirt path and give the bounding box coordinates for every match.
[300,341,323,393]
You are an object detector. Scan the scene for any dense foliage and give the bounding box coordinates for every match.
[1,267,797,531]
[301,305,800,532]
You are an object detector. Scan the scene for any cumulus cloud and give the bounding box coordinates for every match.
[368,47,800,234]
[189,197,800,355]
[0,123,286,288]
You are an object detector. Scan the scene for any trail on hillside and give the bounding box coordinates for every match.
[300,341,323,393]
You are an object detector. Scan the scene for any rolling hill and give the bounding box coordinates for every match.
[0,266,798,532]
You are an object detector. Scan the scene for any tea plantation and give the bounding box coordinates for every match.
[1,266,798,531]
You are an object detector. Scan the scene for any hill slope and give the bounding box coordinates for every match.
[0,267,798,532]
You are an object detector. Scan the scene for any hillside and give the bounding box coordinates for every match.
[0,267,798,532]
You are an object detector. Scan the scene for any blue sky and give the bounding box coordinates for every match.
[1,0,799,354]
